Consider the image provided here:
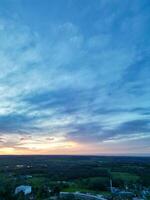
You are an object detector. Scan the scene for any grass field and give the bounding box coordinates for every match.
[111,172,139,182]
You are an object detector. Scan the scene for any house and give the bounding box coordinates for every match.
[15,185,32,195]
[26,175,33,178]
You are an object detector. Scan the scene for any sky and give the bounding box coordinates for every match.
[0,0,150,155]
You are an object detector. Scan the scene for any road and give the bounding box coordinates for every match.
[60,192,107,200]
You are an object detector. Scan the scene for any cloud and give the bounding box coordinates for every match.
[66,119,150,144]
[0,113,41,134]
[0,0,149,154]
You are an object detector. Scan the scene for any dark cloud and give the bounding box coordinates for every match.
[66,122,103,143]
[0,113,40,134]
[66,119,150,143]
[23,87,96,115]
[118,119,150,132]
[103,119,150,140]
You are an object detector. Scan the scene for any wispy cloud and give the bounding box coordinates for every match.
[0,0,149,154]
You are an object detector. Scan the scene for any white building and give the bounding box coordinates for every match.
[15,185,32,195]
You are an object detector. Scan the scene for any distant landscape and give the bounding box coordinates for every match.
[0,155,149,200]
[0,0,150,199]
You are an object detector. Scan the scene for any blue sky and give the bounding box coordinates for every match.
[0,0,150,155]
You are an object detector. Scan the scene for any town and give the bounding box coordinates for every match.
[0,156,149,200]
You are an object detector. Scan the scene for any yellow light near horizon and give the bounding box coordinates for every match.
[0,134,84,155]
[19,140,79,150]
[0,147,15,154]
[0,134,121,155]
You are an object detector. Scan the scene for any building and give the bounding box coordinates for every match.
[15,185,32,195]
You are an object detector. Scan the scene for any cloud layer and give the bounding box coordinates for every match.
[0,0,150,155]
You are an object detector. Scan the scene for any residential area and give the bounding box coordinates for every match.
[0,156,149,200]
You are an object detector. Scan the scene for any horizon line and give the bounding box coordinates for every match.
[0,154,149,157]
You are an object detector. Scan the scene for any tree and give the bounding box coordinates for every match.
[16,191,26,200]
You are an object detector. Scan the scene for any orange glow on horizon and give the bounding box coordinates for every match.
[0,134,146,156]
[0,141,112,155]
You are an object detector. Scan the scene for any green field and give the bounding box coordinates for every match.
[111,172,139,182]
